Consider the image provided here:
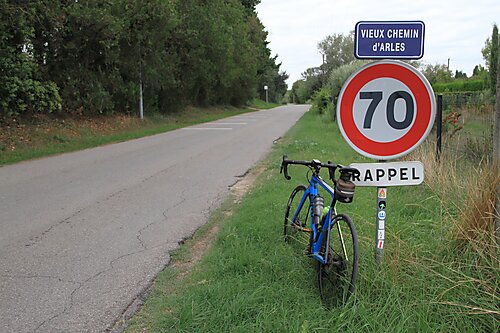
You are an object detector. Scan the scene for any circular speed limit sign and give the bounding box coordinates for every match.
[337,60,436,160]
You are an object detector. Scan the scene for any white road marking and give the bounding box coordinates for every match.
[212,122,248,125]
[183,127,233,130]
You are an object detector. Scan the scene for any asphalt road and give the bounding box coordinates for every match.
[0,104,309,333]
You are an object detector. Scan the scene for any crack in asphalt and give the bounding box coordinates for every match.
[108,192,219,333]
[24,208,85,248]
[33,244,153,333]
[24,162,182,249]
[136,222,155,250]
[33,191,191,333]
[0,274,79,285]
[26,152,229,332]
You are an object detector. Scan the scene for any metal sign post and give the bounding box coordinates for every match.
[348,160,424,264]
[375,187,386,263]
[337,22,433,264]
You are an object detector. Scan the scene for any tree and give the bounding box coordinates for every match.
[317,32,355,77]
[290,80,309,104]
[422,64,453,85]
[0,0,277,116]
[240,0,261,11]
[455,70,468,79]
[482,37,492,70]
[327,60,365,100]
[490,24,498,95]
[0,1,61,116]
[472,64,488,79]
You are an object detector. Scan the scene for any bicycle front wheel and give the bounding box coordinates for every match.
[283,185,311,250]
[317,213,358,307]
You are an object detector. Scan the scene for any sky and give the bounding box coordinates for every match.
[256,0,500,86]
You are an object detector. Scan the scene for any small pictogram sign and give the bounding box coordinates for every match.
[378,201,386,210]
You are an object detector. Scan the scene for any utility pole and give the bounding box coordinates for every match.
[139,41,144,121]
[322,52,326,85]
[139,73,144,121]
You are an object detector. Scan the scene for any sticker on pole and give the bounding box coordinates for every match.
[337,60,436,160]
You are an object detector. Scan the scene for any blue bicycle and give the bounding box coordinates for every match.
[280,155,360,306]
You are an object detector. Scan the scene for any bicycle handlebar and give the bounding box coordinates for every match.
[280,155,359,182]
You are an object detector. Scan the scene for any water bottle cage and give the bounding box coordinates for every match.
[312,195,324,224]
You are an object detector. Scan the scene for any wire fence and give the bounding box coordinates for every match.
[435,92,495,163]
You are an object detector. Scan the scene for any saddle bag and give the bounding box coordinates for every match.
[335,178,356,203]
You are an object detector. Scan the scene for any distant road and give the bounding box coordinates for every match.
[0,104,308,332]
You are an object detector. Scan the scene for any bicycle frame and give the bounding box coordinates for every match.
[291,174,341,265]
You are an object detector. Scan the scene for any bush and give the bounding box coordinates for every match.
[326,60,365,100]
[433,79,486,93]
[0,51,62,116]
[312,87,331,114]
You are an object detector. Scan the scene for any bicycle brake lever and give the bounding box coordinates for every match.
[281,155,291,180]
[327,160,336,181]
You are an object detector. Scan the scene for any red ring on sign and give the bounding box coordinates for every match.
[339,63,432,157]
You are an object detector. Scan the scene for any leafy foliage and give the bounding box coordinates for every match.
[326,60,365,100]
[433,79,486,93]
[0,0,285,116]
[317,32,355,77]
[422,63,453,84]
[289,32,356,103]
[489,24,498,94]
[0,1,61,116]
[311,87,331,114]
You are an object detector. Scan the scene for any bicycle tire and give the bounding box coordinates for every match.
[283,185,311,250]
[317,213,359,307]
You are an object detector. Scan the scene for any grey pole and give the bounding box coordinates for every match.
[139,78,144,121]
[375,160,387,265]
[436,95,443,159]
[375,186,386,265]
[494,37,500,244]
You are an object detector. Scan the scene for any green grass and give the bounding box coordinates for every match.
[126,110,498,332]
[249,98,281,110]
[0,106,257,166]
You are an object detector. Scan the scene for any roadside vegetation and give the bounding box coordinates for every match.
[289,24,498,110]
[0,1,287,118]
[0,104,269,166]
[0,0,288,166]
[249,98,282,110]
[125,108,498,332]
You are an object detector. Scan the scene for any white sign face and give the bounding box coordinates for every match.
[349,161,424,187]
[352,78,416,143]
[337,61,436,160]
[264,85,268,90]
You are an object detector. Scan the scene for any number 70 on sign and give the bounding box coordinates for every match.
[337,60,436,160]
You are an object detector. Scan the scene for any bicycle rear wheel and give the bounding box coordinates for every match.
[317,213,358,307]
[283,185,311,250]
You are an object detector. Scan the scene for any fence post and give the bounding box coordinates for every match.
[436,95,443,160]
[495,38,500,245]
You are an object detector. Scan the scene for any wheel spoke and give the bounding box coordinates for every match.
[284,185,311,252]
[317,214,358,307]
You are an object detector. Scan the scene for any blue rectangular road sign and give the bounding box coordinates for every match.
[355,21,425,59]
